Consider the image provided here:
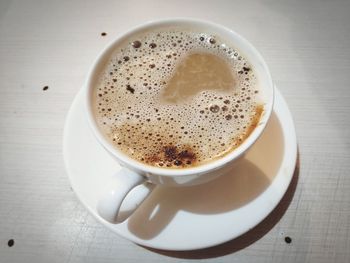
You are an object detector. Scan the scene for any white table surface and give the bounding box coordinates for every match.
[1,0,349,262]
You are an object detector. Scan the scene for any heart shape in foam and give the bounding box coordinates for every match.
[160,52,236,104]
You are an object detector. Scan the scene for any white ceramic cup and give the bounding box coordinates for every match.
[85,18,274,223]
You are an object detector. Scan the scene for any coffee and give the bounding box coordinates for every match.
[93,26,263,168]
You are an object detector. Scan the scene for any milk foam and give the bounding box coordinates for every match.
[93,27,263,168]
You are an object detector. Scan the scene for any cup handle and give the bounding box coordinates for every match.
[97,168,154,223]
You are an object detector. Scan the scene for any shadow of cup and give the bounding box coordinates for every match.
[128,112,284,240]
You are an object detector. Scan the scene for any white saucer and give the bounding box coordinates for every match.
[63,87,297,251]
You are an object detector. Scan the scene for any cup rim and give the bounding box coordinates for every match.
[85,18,274,177]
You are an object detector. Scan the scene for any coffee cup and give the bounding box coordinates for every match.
[84,18,274,223]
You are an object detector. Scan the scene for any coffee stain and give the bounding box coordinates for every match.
[243,104,264,140]
[108,122,198,168]
[211,104,264,160]
[146,145,197,168]
[7,239,14,247]
[284,236,292,244]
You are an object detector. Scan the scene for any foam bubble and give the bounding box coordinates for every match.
[93,27,263,168]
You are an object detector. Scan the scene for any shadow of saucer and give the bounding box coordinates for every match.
[127,112,288,242]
